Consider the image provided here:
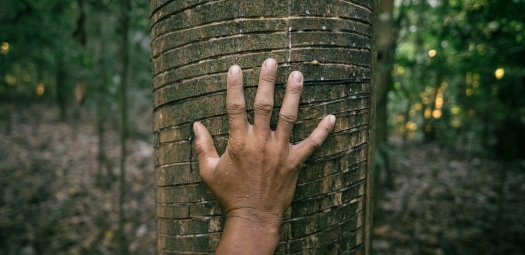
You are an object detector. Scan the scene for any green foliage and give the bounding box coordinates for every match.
[389,0,525,159]
[0,0,152,126]
[1,0,79,100]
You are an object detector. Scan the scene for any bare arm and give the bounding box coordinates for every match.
[193,58,335,254]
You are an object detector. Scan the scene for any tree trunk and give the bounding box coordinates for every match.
[150,1,375,254]
[374,0,396,147]
[373,0,399,192]
[0,53,12,134]
[95,13,114,186]
[56,56,67,122]
[118,0,131,253]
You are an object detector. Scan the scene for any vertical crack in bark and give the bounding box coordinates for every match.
[189,119,195,173]
[286,0,293,79]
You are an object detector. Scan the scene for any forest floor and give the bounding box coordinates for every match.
[0,104,156,255]
[0,105,524,255]
[372,141,525,255]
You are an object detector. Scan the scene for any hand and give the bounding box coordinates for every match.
[193,58,335,254]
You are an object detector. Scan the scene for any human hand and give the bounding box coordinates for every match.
[193,58,335,254]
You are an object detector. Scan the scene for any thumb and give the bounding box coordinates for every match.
[193,121,219,166]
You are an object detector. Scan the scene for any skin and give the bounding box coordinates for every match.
[193,58,336,254]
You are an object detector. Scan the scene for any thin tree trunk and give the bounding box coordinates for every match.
[424,0,448,143]
[150,1,375,253]
[374,0,397,146]
[0,53,12,134]
[374,0,401,192]
[96,15,114,187]
[72,0,87,126]
[118,0,131,253]
[56,57,67,122]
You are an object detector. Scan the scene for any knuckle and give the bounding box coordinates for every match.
[279,111,297,124]
[321,124,332,134]
[287,161,302,172]
[260,74,276,84]
[254,100,273,114]
[287,84,303,95]
[194,141,206,156]
[226,101,245,115]
[310,138,323,151]
[227,139,246,157]
[323,121,335,134]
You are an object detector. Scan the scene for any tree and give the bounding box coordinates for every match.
[386,0,525,159]
[118,0,131,254]
[0,0,81,123]
[385,2,525,251]
[150,0,375,254]
[373,0,403,192]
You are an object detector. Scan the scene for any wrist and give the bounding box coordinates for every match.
[226,207,283,229]
[225,207,282,243]
[215,208,282,254]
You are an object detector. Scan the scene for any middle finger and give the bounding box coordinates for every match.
[253,58,278,136]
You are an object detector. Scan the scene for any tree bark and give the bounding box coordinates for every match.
[150,0,375,254]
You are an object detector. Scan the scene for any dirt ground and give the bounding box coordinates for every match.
[373,141,525,255]
[0,105,524,254]
[0,105,156,255]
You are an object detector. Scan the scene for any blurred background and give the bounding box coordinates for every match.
[0,0,524,254]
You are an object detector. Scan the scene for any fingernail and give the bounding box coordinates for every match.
[292,71,302,83]
[329,115,336,125]
[230,65,241,75]
[265,58,277,68]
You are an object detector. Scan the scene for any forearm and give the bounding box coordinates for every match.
[215,208,282,255]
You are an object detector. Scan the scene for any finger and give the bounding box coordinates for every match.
[193,122,219,176]
[226,65,248,136]
[275,71,303,142]
[291,115,336,163]
[253,58,278,135]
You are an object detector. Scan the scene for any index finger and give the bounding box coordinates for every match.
[226,65,248,136]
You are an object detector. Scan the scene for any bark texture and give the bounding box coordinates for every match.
[150,1,374,254]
